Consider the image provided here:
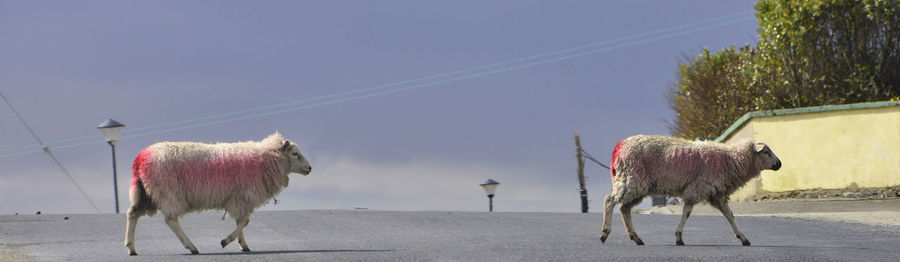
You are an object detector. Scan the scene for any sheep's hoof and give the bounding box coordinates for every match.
[241,248,251,253]
[221,239,229,248]
[629,234,645,245]
[600,235,607,243]
[128,251,137,256]
[676,240,685,246]
[738,234,751,246]
[190,250,200,255]
[630,236,645,245]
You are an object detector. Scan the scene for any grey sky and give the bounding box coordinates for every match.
[0,1,759,214]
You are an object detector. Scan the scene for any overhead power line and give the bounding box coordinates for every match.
[581,149,610,170]
[0,12,756,160]
[1,10,755,155]
[0,91,101,213]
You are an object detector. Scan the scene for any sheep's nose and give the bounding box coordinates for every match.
[772,161,782,171]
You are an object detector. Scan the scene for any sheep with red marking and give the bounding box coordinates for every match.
[124,132,312,255]
[600,135,781,246]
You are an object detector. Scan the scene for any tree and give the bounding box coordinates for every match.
[668,46,762,139]
[669,0,900,139]
[755,0,900,107]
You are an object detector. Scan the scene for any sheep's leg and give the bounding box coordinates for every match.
[164,216,200,254]
[599,193,617,243]
[711,199,751,246]
[601,179,627,243]
[221,216,251,252]
[674,203,694,246]
[620,198,645,245]
[237,229,249,252]
[124,207,141,256]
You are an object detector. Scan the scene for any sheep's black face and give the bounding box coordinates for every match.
[755,143,781,171]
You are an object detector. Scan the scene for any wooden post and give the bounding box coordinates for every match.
[488,195,494,212]
[575,133,588,213]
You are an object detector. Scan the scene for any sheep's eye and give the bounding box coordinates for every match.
[291,152,298,156]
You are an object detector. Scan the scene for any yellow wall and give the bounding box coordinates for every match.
[726,105,900,200]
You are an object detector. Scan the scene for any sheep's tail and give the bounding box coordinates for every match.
[610,140,623,180]
[129,149,157,216]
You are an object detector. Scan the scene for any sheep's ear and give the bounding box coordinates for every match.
[281,140,292,152]
[754,143,767,153]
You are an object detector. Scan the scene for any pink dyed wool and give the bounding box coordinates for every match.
[600,135,781,247]
[125,132,312,256]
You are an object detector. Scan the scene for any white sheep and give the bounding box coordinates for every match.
[124,132,312,255]
[600,135,781,246]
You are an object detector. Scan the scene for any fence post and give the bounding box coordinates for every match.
[575,133,589,213]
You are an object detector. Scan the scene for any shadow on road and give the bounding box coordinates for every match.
[667,244,871,250]
[193,249,395,256]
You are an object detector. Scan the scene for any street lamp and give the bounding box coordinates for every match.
[479,179,500,212]
[98,119,125,214]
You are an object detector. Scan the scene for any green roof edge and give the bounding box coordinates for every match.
[714,100,900,142]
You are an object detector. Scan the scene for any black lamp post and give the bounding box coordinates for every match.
[98,119,125,214]
[479,179,500,212]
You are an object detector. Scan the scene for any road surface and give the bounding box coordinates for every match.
[2,210,898,261]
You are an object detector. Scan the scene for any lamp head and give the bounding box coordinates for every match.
[97,119,126,144]
[479,179,500,196]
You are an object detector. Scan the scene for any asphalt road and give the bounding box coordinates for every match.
[2,210,898,261]
[687,199,900,215]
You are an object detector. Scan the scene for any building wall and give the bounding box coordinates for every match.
[723,104,900,201]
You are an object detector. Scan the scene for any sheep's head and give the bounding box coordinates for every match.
[754,143,781,171]
[282,140,312,176]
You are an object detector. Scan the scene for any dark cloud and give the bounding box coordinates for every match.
[0,0,759,214]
